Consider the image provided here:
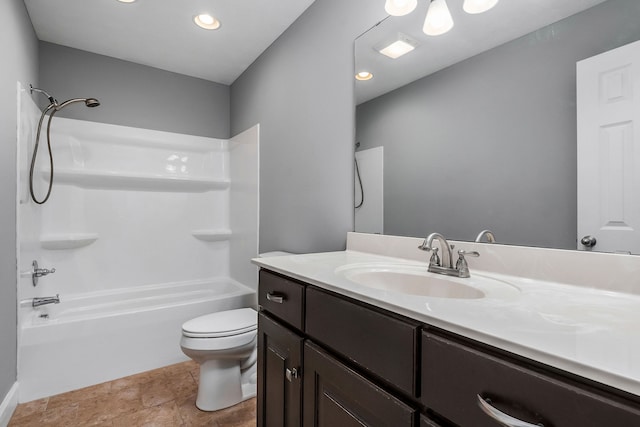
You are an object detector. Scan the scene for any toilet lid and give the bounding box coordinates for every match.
[182,308,257,338]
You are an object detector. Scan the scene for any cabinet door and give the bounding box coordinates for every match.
[303,342,416,427]
[257,312,304,427]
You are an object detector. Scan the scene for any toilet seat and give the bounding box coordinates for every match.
[182,308,257,339]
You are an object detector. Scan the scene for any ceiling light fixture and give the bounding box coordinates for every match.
[423,0,454,36]
[463,0,499,14]
[379,39,416,59]
[117,0,136,3]
[194,13,221,30]
[355,71,374,81]
[384,0,418,17]
[384,0,499,37]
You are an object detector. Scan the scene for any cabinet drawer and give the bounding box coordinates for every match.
[304,341,416,427]
[306,287,419,397]
[421,332,640,427]
[258,270,305,331]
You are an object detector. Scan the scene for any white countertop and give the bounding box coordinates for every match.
[253,249,640,397]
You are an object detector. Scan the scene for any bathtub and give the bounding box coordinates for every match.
[17,278,256,402]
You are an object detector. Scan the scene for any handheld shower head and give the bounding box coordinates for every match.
[85,98,100,108]
[28,88,100,205]
[55,97,101,110]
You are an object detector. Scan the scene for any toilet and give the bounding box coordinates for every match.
[180,307,258,411]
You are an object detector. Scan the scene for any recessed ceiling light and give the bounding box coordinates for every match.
[379,40,415,59]
[117,0,136,3]
[194,13,221,30]
[355,71,374,81]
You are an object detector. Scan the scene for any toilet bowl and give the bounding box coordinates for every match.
[180,307,258,411]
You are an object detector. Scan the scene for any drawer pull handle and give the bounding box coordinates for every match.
[477,395,544,427]
[266,292,285,303]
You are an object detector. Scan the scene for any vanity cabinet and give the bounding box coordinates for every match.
[257,268,640,427]
[258,270,429,427]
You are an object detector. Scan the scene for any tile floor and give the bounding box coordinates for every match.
[8,360,256,427]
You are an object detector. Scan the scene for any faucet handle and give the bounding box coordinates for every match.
[458,250,479,258]
[456,250,479,278]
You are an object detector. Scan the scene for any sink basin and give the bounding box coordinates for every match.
[335,263,519,300]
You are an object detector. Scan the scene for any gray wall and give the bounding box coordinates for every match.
[357,0,640,250]
[0,0,38,404]
[39,42,230,139]
[231,0,386,254]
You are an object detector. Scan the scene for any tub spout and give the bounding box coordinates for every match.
[32,294,60,307]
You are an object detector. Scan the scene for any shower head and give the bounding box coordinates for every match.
[29,85,100,111]
[55,97,101,111]
[85,98,100,108]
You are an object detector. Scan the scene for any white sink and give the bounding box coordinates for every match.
[335,263,519,300]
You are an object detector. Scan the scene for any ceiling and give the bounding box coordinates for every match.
[23,0,316,85]
[355,0,609,104]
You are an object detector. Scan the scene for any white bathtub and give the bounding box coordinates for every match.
[18,278,256,402]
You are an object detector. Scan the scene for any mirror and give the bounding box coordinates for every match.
[354,0,640,254]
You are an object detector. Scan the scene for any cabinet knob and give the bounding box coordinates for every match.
[266,292,286,304]
[477,395,545,427]
[285,367,300,382]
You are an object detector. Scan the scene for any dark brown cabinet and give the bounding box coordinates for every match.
[421,331,640,427]
[303,342,416,427]
[258,268,640,427]
[258,270,305,331]
[305,287,420,397]
[257,312,303,427]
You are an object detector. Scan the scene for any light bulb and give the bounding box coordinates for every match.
[384,0,418,17]
[423,0,454,36]
[463,0,499,14]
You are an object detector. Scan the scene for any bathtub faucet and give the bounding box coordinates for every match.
[32,294,60,307]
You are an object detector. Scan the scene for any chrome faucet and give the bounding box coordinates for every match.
[32,294,60,307]
[475,229,496,243]
[419,233,479,278]
[419,233,454,270]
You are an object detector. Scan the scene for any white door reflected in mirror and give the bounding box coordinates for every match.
[577,39,640,254]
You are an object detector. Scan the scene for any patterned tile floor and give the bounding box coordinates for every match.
[8,360,256,426]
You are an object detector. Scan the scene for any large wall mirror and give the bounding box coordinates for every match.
[355,0,640,254]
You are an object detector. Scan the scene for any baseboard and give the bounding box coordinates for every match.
[0,382,18,427]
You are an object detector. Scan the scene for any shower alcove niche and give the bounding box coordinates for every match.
[16,82,259,402]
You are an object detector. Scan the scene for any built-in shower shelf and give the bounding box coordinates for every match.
[40,233,99,250]
[191,229,232,242]
[49,169,230,192]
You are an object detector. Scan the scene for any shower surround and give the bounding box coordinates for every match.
[15,83,259,402]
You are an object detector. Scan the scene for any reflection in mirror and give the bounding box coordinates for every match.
[354,0,640,254]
